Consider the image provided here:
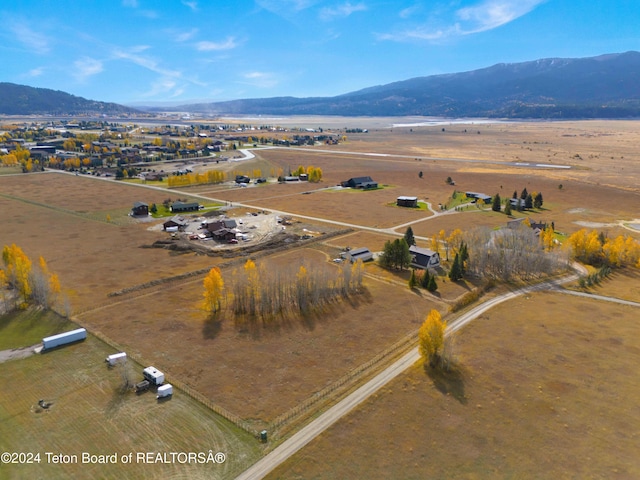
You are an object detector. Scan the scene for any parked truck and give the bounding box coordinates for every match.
[42,328,87,350]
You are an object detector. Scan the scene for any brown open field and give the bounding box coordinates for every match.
[268,290,640,479]
[1,119,639,477]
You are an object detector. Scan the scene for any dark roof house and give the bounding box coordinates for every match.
[170,201,199,212]
[397,196,418,207]
[163,215,188,231]
[409,245,441,270]
[131,201,149,216]
[342,247,374,263]
[342,176,378,189]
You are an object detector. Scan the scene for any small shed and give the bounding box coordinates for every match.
[397,196,418,208]
[131,201,149,216]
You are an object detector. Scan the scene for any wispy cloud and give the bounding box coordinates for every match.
[121,0,158,19]
[112,47,182,79]
[379,0,546,42]
[172,28,199,42]
[240,71,278,88]
[196,37,238,51]
[256,0,318,13]
[182,0,198,12]
[28,67,45,77]
[8,23,50,54]
[73,57,104,82]
[320,2,367,21]
[399,5,421,20]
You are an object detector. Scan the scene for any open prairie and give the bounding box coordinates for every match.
[1,119,639,477]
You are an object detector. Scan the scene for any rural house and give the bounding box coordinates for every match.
[170,201,199,212]
[465,192,492,204]
[409,245,441,270]
[341,176,378,189]
[205,219,237,232]
[397,196,418,208]
[507,217,548,235]
[131,201,149,216]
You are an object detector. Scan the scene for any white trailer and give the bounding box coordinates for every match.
[42,328,87,350]
[105,352,127,366]
[143,366,165,385]
[156,384,173,399]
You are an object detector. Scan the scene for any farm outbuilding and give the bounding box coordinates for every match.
[397,196,418,208]
[343,247,374,263]
[163,215,188,231]
[42,328,87,350]
[409,246,441,270]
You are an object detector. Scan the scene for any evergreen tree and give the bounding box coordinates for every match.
[504,200,512,216]
[534,192,544,209]
[408,269,418,289]
[459,242,469,275]
[525,193,533,210]
[449,253,462,281]
[404,226,416,246]
[420,269,430,289]
[513,190,518,199]
[520,187,528,200]
[427,274,438,292]
[491,193,501,212]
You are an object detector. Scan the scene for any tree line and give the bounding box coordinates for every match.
[202,258,365,327]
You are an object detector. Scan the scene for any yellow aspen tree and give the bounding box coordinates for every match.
[430,236,440,255]
[244,259,259,316]
[419,309,447,367]
[202,267,224,314]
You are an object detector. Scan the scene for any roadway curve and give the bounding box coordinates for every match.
[235,265,608,480]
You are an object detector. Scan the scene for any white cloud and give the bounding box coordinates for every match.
[196,37,237,51]
[320,2,367,21]
[456,0,546,34]
[73,57,104,82]
[256,0,318,14]
[399,5,421,20]
[112,48,182,79]
[379,0,546,42]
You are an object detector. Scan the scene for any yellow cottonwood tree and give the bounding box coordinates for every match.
[202,267,224,314]
[419,309,446,367]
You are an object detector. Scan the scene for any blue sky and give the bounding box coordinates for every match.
[2,0,639,105]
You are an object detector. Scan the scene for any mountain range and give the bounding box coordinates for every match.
[1,51,639,118]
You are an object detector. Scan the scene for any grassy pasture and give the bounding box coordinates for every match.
[0,308,72,350]
[269,290,640,479]
[0,329,261,480]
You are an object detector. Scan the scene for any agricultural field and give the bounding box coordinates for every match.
[268,291,640,479]
[1,118,639,478]
[0,314,261,480]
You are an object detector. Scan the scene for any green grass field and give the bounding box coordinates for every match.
[0,313,261,480]
[0,308,72,350]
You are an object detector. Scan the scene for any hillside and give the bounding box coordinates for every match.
[175,51,640,118]
[0,83,138,116]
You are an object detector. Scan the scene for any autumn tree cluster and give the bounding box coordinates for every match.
[1,244,61,310]
[203,259,364,325]
[167,169,226,187]
[292,165,323,182]
[462,225,567,281]
[567,229,640,268]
